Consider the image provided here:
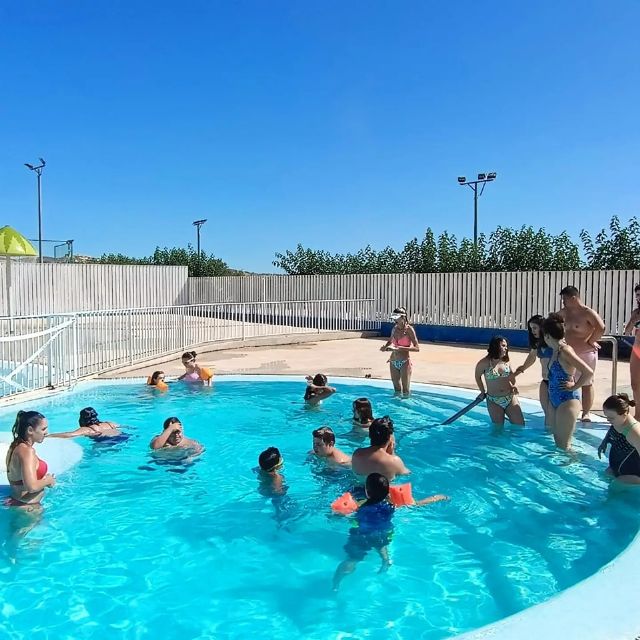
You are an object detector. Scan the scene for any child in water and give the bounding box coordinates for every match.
[304,374,336,406]
[352,397,374,433]
[332,473,448,591]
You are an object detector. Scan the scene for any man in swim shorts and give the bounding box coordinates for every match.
[557,285,605,422]
[351,417,410,481]
[310,427,351,466]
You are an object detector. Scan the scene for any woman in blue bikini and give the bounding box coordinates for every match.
[515,315,553,425]
[542,313,593,450]
[474,336,524,426]
[380,307,419,396]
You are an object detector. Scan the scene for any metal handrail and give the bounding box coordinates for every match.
[0,299,378,321]
[600,335,618,396]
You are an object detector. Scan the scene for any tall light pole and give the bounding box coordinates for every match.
[193,219,207,257]
[24,158,46,264]
[457,172,497,246]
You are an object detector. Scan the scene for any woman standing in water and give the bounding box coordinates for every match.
[515,315,552,425]
[542,313,593,450]
[5,411,56,510]
[474,336,524,426]
[623,284,640,419]
[380,307,419,397]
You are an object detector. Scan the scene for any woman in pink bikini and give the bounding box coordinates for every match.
[178,351,213,386]
[5,411,56,510]
[380,307,419,396]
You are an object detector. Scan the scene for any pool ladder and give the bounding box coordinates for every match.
[600,335,619,396]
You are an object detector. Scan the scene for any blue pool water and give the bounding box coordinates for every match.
[1,378,639,640]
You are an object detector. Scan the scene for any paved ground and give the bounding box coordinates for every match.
[105,336,629,413]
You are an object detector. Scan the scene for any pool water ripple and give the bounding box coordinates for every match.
[0,379,638,640]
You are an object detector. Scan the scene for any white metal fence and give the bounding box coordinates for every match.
[0,299,378,398]
[0,263,189,316]
[189,270,640,334]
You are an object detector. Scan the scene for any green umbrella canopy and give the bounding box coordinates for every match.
[0,226,37,257]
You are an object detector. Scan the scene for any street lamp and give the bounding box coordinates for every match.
[456,171,497,246]
[24,158,46,264]
[192,219,207,257]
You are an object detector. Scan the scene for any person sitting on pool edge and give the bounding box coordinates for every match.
[49,407,124,441]
[150,417,203,454]
[310,427,351,466]
[179,351,213,386]
[332,472,448,591]
[304,374,336,406]
[351,416,410,481]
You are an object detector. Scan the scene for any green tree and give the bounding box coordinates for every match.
[91,245,237,277]
[580,216,640,269]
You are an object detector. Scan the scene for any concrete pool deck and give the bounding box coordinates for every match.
[102,336,630,415]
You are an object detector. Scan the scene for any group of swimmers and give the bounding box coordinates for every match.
[4,351,212,510]
[258,389,448,589]
[5,290,640,585]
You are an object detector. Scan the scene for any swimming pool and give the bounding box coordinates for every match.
[0,376,638,640]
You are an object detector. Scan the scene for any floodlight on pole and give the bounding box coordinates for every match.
[24,158,46,263]
[192,219,207,257]
[456,171,497,246]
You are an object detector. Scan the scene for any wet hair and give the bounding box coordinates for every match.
[79,407,100,427]
[353,397,374,424]
[487,335,509,362]
[163,416,181,429]
[8,411,46,460]
[312,426,335,445]
[369,416,394,447]
[527,315,546,349]
[150,371,165,385]
[258,446,281,471]
[11,410,45,444]
[365,473,390,504]
[603,393,636,415]
[304,374,328,400]
[560,285,579,298]
[181,351,197,361]
[543,313,566,340]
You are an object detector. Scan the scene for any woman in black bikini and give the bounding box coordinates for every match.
[48,407,123,441]
[598,393,640,484]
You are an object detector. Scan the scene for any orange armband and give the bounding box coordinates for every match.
[389,483,415,507]
[331,492,359,515]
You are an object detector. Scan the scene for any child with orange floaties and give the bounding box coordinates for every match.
[332,472,448,590]
[147,370,169,391]
[179,351,214,386]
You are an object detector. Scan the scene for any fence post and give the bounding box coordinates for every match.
[46,316,53,388]
[181,307,187,350]
[72,315,79,383]
[241,303,246,341]
[127,309,133,365]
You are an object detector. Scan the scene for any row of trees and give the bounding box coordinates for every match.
[92,246,240,277]
[273,216,640,275]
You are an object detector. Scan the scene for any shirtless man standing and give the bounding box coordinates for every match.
[558,285,606,422]
[351,416,410,481]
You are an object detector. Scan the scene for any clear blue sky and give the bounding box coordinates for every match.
[1,1,639,272]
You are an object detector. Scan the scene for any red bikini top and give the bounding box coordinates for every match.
[9,456,48,486]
